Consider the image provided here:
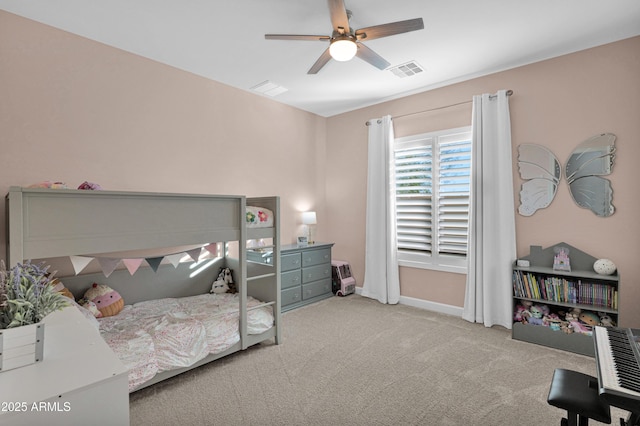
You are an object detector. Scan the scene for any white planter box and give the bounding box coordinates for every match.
[0,323,45,372]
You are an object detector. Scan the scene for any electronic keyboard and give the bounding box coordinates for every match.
[593,326,640,424]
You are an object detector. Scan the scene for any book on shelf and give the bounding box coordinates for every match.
[512,270,617,310]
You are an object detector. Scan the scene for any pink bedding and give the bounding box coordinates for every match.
[97,293,274,391]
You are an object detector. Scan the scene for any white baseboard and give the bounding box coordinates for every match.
[354,287,463,317]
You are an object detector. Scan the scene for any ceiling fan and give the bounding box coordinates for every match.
[265,0,424,74]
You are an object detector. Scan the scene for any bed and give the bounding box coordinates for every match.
[6,187,282,392]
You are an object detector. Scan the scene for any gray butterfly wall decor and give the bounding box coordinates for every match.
[517,133,616,217]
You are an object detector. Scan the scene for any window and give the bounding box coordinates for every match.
[394,127,472,273]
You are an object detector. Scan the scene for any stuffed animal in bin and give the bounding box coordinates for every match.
[84,283,124,317]
[598,313,616,327]
[513,303,530,323]
[528,304,548,326]
[579,311,600,327]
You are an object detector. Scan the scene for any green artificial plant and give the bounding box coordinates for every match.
[0,260,69,329]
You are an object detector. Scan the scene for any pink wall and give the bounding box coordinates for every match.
[0,11,328,254]
[326,36,640,327]
[2,11,639,326]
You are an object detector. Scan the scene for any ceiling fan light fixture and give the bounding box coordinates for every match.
[329,38,357,61]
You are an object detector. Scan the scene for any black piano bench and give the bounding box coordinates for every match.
[547,368,612,426]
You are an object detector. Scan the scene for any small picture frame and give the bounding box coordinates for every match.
[297,236,308,247]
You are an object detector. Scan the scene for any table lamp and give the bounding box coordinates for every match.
[302,211,317,244]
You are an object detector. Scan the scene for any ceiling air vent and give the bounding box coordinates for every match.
[389,61,424,78]
[250,80,288,97]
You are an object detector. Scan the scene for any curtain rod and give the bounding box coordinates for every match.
[365,89,513,126]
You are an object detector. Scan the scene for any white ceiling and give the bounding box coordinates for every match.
[2,0,640,117]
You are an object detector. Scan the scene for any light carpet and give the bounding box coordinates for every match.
[129,295,626,425]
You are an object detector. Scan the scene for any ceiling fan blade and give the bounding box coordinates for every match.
[265,34,330,41]
[355,18,424,41]
[328,0,350,33]
[355,43,390,70]
[308,47,333,74]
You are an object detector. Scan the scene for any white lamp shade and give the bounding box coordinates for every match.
[302,211,317,225]
[329,39,357,62]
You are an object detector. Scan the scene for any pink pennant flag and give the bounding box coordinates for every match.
[123,258,144,275]
[97,257,120,278]
[204,243,218,255]
[146,257,163,272]
[165,253,183,268]
[70,256,94,275]
[185,248,202,262]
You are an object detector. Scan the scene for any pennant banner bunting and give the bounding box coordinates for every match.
[146,257,164,272]
[67,244,214,277]
[97,257,121,278]
[70,255,94,275]
[123,258,144,276]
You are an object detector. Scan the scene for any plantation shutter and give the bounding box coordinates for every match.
[395,138,433,252]
[394,128,471,263]
[437,134,471,256]
[394,138,433,255]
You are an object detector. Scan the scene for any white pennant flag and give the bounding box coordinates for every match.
[70,256,94,275]
[166,253,183,268]
[123,258,144,275]
[97,257,120,278]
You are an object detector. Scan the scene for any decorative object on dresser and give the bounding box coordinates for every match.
[512,242,619,356]
[281,243,334,312]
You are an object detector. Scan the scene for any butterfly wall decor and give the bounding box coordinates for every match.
[517,133,616,217]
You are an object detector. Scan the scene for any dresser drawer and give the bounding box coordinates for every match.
[302,263,331,284]
[302,278,332,300]
[281,269,302,289]
[281,253,302,272]
[282,286,302,306]
[301,248,331,267]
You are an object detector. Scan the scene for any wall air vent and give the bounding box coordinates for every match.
[250,80,288,97]
[389,61,424,78]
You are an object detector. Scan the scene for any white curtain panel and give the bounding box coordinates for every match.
[462,90,516,328]
[361,115,400,304]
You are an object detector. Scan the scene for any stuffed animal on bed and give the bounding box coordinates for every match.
[78,297,103,318]
[210,267,235,294]
[77,181,103,190]
[210,279,229,294]
[219,267,236,293]
[50,278,74,300]
[27,181,68,189]
[84,283,124,317]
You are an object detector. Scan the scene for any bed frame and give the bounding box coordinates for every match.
[5,186,281,391]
